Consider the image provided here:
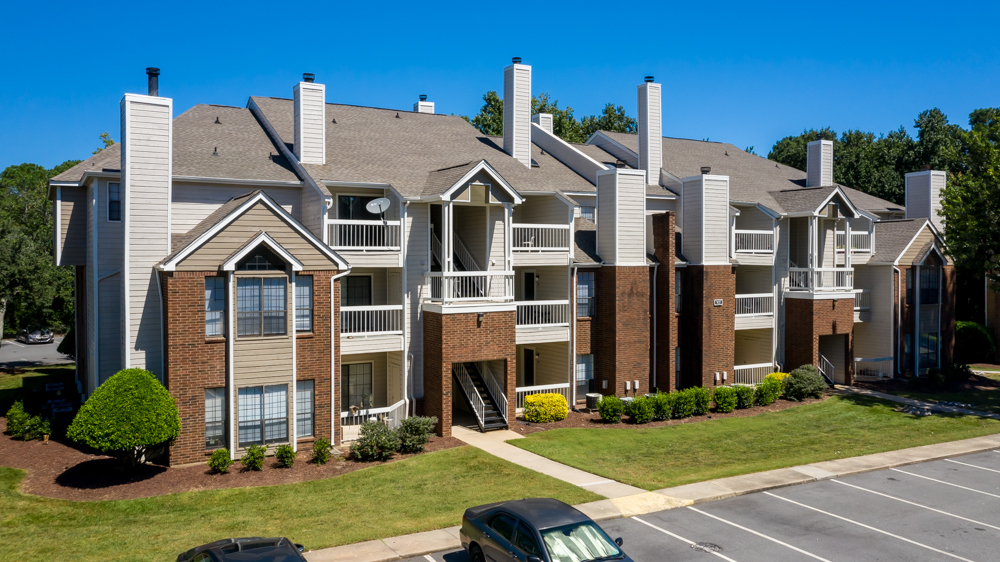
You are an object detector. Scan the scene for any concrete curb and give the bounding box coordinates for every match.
[305,433,1000,562]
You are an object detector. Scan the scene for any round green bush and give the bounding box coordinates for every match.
[753,378,782,406]
[398,416,437,454]
[275,444,296,468]
[734,385,755,410]
[688,387,712,415]
[208,449,233,474]
[66,368,180,467]
[312,438,333,465]
[5,401,30,439]
[956,321,995,364]
[351,421,400,461]
[652,392,673,421]
[712,387,737,413]
[671,390,696,418]
[628,396,654,424]
[784,365,827,401]
[524,393,568,423]
[597,395,624,423]
[241,444,266,471]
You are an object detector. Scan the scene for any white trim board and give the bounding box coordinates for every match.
[222,232,304,272]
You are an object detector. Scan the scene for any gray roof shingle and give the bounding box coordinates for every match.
[573,217,599,264]
[50,143,122,182]
[868,219,928,264]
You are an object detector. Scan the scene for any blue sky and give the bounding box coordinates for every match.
[2,0,998,170]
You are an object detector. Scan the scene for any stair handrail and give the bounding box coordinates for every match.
[453,363,485,429]
[431,231,443,266]
[480,362,508,424]
[453,234,482,271]
[818,354,835,385]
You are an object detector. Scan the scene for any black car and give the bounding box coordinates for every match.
[460,498,631,562]
[16,327,54,344]
[176,537,306,562]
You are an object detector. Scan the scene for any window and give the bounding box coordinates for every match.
[576,272,595,317]
[237,385,288,447]
[241,252,281,271]
[108,182,121,221]
[296,380,314,438]
[575,355,594,398]
[541,522,621,562]
[905,269,913,305]
[675,271,682,312]
[580,206,596,221]
[205,388,226,449]
[236,277,287,337]
[342,276,373,307]
[296,276,313,332]
[920,267,939,305]
[488,513,518,542]
[205,277,225,337]
[338,195,380,220]
[514,522,542,556]
[675,347,681,379]
[344,363,374,409]
[919,332,939,371]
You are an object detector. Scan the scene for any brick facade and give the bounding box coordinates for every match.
[651,213,678,392]
[423,310,516,437]
[897,265,958,375]
[680,265,735,388]
[595,267,650,396]
[296,272,337,446]
[785,297,854,383]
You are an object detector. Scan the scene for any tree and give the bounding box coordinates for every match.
[462,91,504,136]
[66,368,181,468]
[93,132,115,155]
[532,93,586,143]
[580,103,637,139]
[767,127,838,173]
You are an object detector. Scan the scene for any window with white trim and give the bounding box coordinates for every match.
[344,363,374,409]
[580,206,596,221]
[237,277,287,337]
[576,272,595,317]
[237,384,288,446]
[108,182,121,221]
[205,277,225,337]
[296,380,314,438]
[295,276,313,332]
[342,276,373,307]
[205,388,226,449]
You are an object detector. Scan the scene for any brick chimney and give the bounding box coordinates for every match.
[503,57,532,168]
[806,139,833,187]
[293,73,326,165]
[637,76,662,180]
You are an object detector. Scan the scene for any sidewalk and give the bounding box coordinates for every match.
[835,385,1000,419]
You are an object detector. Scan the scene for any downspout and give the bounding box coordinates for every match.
[571,264,578,406]
[893,266,901,375]
[330,267,352,444]
[652,261,658,390]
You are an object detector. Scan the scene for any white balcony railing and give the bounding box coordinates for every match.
[340,399,406,442]
[734,230,774,254]
[787,268,854,292]
[341,305,403,335]
[327,220,401,251]
[516,300,570,326]
[482,362,508,423]
[855,357,893,379]
[512,224,571,252]
[515,383,572,410]
[835,231,872,253]
[454,363,486,427]
[733,363,774,385]
[735,293,774,316]
[854,289,871,311]
[428,271,514,304]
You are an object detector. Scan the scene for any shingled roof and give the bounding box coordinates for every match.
[50,143,122,183]
[868,219,932,264]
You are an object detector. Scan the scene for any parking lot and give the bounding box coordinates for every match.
[409,449,1000,562]
[0,337,69,369]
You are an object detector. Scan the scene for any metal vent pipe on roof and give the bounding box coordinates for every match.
[146,67,160,97]
[419,94,427,101]
[644,75,654,83]
[701,166,711,174]
[512,56,522,64]
[303,73,315,83]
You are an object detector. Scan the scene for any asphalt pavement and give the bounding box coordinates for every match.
[0,337,72,369]
[404,449,1000,562]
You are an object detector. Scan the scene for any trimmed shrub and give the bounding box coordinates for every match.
[66,368,180,468]
[754,378,782,406]
[764,372,789,386]
[208,449,233,474]
[5,401,30,438]
[956,321,995,364]
[241,444,266,471]
[312,438,333,465]
[597,395,625,423]
[22,416,51,441]
[398,416,437,454]
[784,365,826,401]
[688,387,712,415]
[671,390,695,418]
[948,363,974,382]
[275,444,296,468]
[712,387,737,413]
[523,393,569,423]
[734,385,755,410]
[351,421,400,461]
[628,396,654,424]
[652,392,673,421]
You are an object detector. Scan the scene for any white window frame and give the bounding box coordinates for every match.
[343,361,375,410]
[107,182,121,222]
[296,379,315,438]
[295,275,313,333]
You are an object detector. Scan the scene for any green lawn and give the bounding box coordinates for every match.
[511,395,1000,491]
[881,372,1000,415]
[0,446,600,562]
[0,363,75,392]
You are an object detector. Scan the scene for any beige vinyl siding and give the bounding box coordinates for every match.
[905,173,932,221]
[86,181,97,393]
[734,205,772,230]
[60,186,87,266]
[387,351,405,406]
[516,342,569,387]
[645,198,676,213]
[172,182,301,234]
[637,83,661,173]
[122,97,170,375]
[735,266,772,294]
[293,84,325,165]
[405,204,429,398]
[616,171,646,265]
[735,328,773,365]
[899,227,950,265]
[175,203,340,271]
[233,271,294,388]
[453,206,487,269]
[818,220,836,268]
[503,65,531,167]
[853,265,894,359]
[488,206,505,271]
[98,273,122,383]
[300,183,324,239]
[702,177,730,265]
[514,195,569,224]
[341,352,389,409]
[514,266,569,301]
[788,217,809,268]
[681,176,703,263]
[596,172,617,263]
[96,179,123,276]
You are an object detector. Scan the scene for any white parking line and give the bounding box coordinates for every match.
[891,468,1000,499]
[831,479,1000,531]
[686,506,832,561]
[764,492,979,562]
[945,459,1000,474]
[423,554,436,562]
[632,516,739,562]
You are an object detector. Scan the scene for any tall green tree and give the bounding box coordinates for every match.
[93,132,115,155]
[767,127,838,174]
[579,103,637,140]
[462,92,637,143]
[462,91,504,136]
[532,93,586,143]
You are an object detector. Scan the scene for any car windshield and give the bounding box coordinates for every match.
[540,522,621,562]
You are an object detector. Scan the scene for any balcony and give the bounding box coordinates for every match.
[854,357,893,380]
[835,231,871,253]
[515,300,571,344]
[787,268,854,292]
[733,363,775,385]
[735,293,773,330]
[340,304,404,353]
[428,271,514,305]
[734,230,774,254]
[327,219,402,267]
[853,289,871,322]
[512,224,572,266]
[515,383,572,411]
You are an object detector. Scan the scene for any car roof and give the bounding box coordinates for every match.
[486,498,590,531]
[181,537,303,562]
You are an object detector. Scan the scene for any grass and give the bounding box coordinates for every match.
[0,446,599,562]
[880,372,1000,415]
[511,395,1000,491]
[0,363,75,392]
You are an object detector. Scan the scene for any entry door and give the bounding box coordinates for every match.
[522,271,536,301]
[523,348,535,387]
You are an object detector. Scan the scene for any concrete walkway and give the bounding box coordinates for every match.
[835,385,1000,419]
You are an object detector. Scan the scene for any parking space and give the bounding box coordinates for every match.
[0,337,69,369]
[409,449,1000,562]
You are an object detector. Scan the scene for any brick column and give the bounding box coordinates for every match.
[680,265,735,388]
[296,271,335,446]
[595,266,651,396]
[651,212,677,392]
[784,297,854,382]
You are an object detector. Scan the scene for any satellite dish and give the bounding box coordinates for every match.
[366,197,391,219]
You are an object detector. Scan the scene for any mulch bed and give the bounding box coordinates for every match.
[0,418,462,502]
[854,372,1000,395]
[511,393,831,436]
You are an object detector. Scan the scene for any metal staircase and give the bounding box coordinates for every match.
[818,354,836,386]
[431,232,482,272]
[453,362,507,432]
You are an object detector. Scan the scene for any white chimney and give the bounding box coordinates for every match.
[503,57,532,167]
[414,94,434,114]
[806,139,833,187]
[531,113,553,135]
[905,168,947,232]
[681,167,731,265]
[293,73,326,165]
[638,76,662,180]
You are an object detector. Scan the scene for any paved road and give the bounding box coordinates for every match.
[407,449,1000,562]
[0,337,72,369]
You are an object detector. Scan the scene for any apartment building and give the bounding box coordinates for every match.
[49,62,954,466]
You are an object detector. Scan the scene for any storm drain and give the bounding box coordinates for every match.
[691,542,723,553]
